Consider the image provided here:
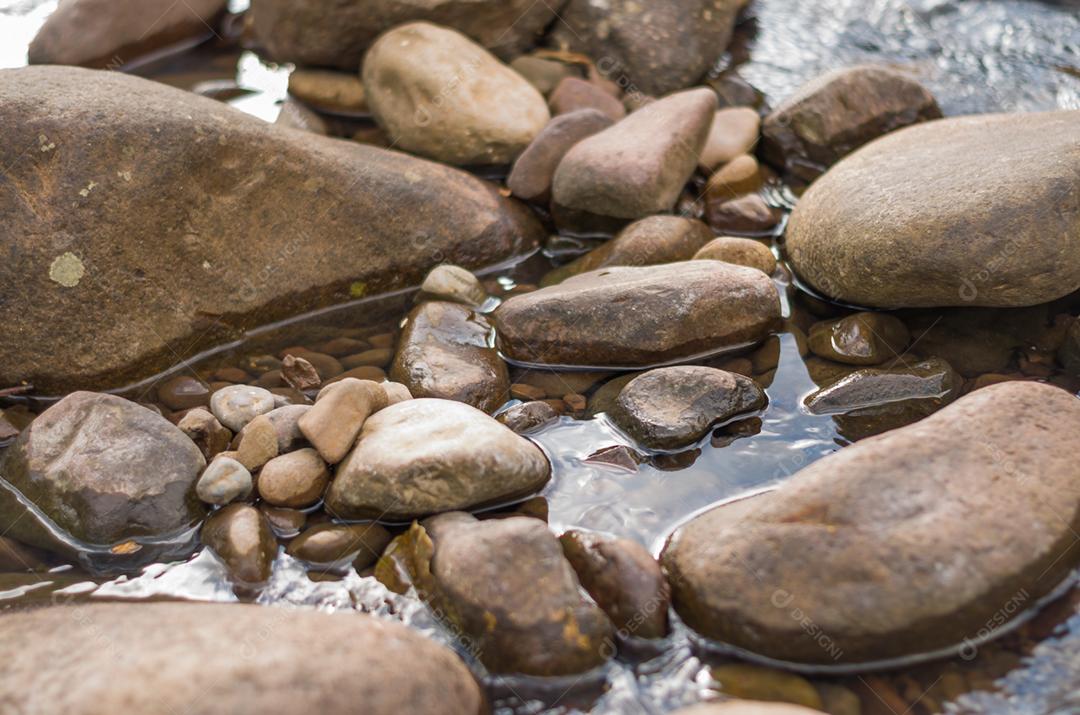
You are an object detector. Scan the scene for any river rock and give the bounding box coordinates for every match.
[701,106,761,171]
[177,407,232,461]
[157,375,211,411]
[549,0,750,96]
[287,69,367,114]
[497,400,560,433]
[210,385,275,432]
[549,77,626,122]
[0,603,483,714]
[709,665,824,710]
[673,702,825,715]
[299,379,388,464]
[404,513,614,675]
[275,98,329,135]
[552,88,717,219]
[29,0,226,69]
[508,109,614,204]
[257,448,329,508]
[693,237,776,275]
[326,399,550,520]
[785,111,1080,308]
[0,392,205,553]
[1059,318,1080,376]
[805,357,962,440]
[664,381,1080,664]
[200,503,277,586]
[0,66,542,393]
[390,301,509,412]
[543,216,714,286]
[196,456,253,505]
[704,154,763,201]
[610,367,765,450]
[254,404,310,453]
[232,414,279,471]
[363,22,549,165]
[494,261,780,367]
[286,523,392,568]
[417,264,487,306]
[251,0,562,69]
[807,312,911,365]
[281,355,321,391]
[762,65,941,179]
[560,530,670,639]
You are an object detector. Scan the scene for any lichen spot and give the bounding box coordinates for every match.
[49,252,85,288]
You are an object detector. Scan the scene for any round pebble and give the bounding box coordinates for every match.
[257,448,330,507]
[157,375,211,411]
[209,385,275,432]
[196,456,253,505]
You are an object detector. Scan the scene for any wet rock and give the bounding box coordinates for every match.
[281,354,321,391]
[157,375,211,411]
[257,404,310,453]
[560,530,670,639]
[494,261,780,367]
[805,357,962,440]
[508,109,613,204]
[673,701,825,714]
[282,349,342,380]
[513,370,612,397]
[402,513,613,675]
[706,194,782,234]
[177,407,232,461]
[342,348,394,369]
[0,535,56,573]
[0,66,542,393]
[29,0,226,69]
[552,88,717,219]
[286,523,392,568]
[326,399,550,520]
[785,111,1080,308]
[196,456,253,506]
[701,106,761,171]
[257,448,329,508]
[807,312,911,366]
[200,503,277,586]
[287,69,367,114]
[664,381,1080,665]
[549,77,626,122]
[550,0,750,96]
[0,392,205,553]
[299,379,387,464]
[542,216,714,286]
[232,414,279,471]
[210,385,275,432]
[709,664,824,710]
[390,301,509,412]
[0,602,483,714]
[610,367,766,450]
[498,401,560,434]
[417,264,487,306]
[363,23,549,165]
[762,65,941,179]
[261,505,306,538]
[693,237,776,275]
[705,154,763,202]
[252,0,561,69]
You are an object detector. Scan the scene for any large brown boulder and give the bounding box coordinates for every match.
[29,0,227,69]
[493,261,780,367]
[250,0,563,69]
[785,110,1080,308]
[0,603,483,715]
[662,381,1080,665]
[0,392,205,561]
[0,66,542,393]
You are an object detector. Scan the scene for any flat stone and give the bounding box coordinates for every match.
[762,65,941,180]
[693,236,776,275]
[609,366,766,450]
[552,88,717,219]
[550,0,750,96]
[29,0,226,68]
[157,375,211,411]
[494,261,780,368]
[286,523,392,568]
[200,503,277,586]
[326,399,550,520]
[299,379,388,464]
[663,381,1080,665]
[785,111,1080,308]
[363,22,549,165]
[549,77,626,122]
[0,66,542,393]
[210,385,275,432]
[0,603,483,714]
[0,392,205,554]
[390,301,509,413]
[508,109,613,204]
[252,0,562,68]
[398,513,614,675]
[807,312,911,365]
[560,530,670,639]
[287,69,367,113]
[701,106,761,171]
[256,448,329,508]
[195,456,252,506]
[542,216,714,286]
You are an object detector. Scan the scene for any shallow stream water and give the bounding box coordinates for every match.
[2,0,1080,713]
